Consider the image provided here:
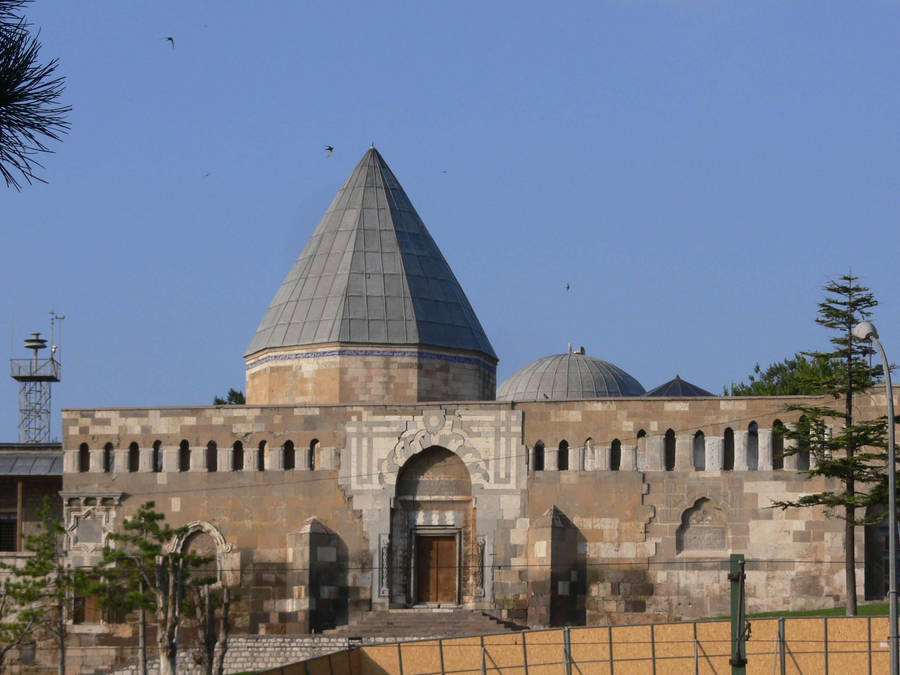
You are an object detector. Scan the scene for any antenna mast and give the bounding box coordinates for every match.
[9,312,63,443]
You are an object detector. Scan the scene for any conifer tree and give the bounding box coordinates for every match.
[0,0,70,189]
[772,274,887,616]
[94,502,212,675]
[25,498,85,675]
[725,353,841,396]
[0,497,79,671]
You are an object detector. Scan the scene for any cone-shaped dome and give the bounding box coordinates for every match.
[644,375,712,397]
[497,347,645,401]
[245,148,496,361]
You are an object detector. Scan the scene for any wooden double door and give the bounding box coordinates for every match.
[415,535,457,604]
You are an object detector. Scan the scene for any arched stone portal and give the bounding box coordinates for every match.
[865,502,889,600]
[389,446,475,607]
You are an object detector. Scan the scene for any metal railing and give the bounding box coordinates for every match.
[10,357,60,381]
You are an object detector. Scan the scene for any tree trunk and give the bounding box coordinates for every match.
[57,599,66,675]
[157,556,182,675]
[846,508,857,615]
[213,587,230,675]
[139,606,148,675]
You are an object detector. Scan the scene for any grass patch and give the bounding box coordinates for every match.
[712,602,890,620]
[746,602,889,619]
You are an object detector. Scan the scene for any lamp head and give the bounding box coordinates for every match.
[852,321,878,342]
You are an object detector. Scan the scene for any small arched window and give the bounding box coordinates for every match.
[308,439,318,471]
[128,442,140,473]
[78,443,90,473]
[747,423,759,471]
[533,441,545,472]
[152,440,163,473]
[610,439,621,471]
[257,441,266,471]
[206,441,218,472]
[558,440,569,471]
[283,441,295,470]
[723,428,735,471]
[179,440,191,472]
[103,443,114,473]
[664,429,676,471]
[693,431,705,471]
[232,441,244,471]
[773,420,785,470]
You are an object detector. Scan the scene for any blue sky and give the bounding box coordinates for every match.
[3,1,899,440]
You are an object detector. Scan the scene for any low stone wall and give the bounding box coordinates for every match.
[89,635,399,675]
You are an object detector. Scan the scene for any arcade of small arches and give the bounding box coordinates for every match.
[528,420,812,473]
[75,438,323,474]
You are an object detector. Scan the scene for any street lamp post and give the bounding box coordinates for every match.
[853,320,897,675]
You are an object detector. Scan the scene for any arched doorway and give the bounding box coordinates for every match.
[865,502,889,600]
[390,446,474,606]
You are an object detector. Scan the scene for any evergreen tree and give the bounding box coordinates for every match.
[213,389,245,405]
[0,0,70,189]
[94,502,213,675]
[725,353,841,396]
[0,497,79,670]
[0,537,43,669]
[24,498,85,675]
[771,274,887,616]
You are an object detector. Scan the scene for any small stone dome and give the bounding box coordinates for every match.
[496,346,645,401]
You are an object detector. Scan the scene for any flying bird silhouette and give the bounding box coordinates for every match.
[565,282,570,291]
[324,145,334,157]
[165,36,175,49]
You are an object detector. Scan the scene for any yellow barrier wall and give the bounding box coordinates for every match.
[259,615,891,675]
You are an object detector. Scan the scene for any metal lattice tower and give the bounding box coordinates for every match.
[9,313,63,443]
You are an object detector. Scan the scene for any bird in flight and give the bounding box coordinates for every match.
[165,36,175,49]
[565,282,570,291]
[324,145,334,157]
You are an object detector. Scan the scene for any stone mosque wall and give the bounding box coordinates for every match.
[60,388,894,648]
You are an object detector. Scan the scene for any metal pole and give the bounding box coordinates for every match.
[872,336,897,675]
[729,554,747,674]
[778,617,786,675]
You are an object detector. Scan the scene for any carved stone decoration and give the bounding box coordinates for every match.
[379,411,490,488]
[676,498,726,553]
[61,492,124,555]
[169,520,234,584]
[475,536,486,597]
[170,520,234,554]
[379,535,390,597]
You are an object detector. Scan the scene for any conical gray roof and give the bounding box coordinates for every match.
[246,148,496,360]
[644,375,712,397]
[496,348,645,401]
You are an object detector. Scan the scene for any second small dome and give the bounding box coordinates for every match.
[497,347,645,401]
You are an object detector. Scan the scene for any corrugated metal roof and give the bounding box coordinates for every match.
[644,375,713,397]
[497,349,645,401]
[245,148,496,361]
[0,452,63,475]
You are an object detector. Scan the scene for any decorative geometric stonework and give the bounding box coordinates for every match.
[476,535,486,597]
[343,408,523,494]
[61,491,124,554]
